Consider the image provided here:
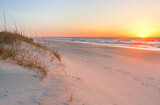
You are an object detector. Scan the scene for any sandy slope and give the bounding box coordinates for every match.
[0,60,73,105]
[0,41,71,105]
[0,61,41,105]
[48,41,160,105]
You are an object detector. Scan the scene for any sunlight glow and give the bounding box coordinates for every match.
[140,34,145,37]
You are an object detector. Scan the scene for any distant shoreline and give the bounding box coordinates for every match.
[37,37,160,52]
[54,40,160,52]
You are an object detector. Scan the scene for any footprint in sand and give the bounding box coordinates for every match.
[157,89,160,93]
[104,66,112,71]
[148,77,154,80]
[141,82,149,87]
[0,90,9,98]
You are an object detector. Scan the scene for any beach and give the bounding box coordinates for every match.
[1,0,160,104]
[47,40,160,105]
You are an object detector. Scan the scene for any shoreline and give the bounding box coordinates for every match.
[40,38,160,52]
[47,40,160,105]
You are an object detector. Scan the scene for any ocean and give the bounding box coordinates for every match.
[40,37,160,51]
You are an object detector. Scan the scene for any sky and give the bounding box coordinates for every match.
[0,0,160,37]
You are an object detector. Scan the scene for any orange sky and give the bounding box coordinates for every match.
[2,0,160,37]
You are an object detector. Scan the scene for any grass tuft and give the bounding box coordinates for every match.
[52,50,61,62]
[0,31,33,45]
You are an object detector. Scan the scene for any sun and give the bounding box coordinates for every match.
[140,34,145,37]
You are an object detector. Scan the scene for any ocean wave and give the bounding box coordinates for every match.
[39,37,160,51]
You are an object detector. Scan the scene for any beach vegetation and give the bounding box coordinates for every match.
[0,31,61,79]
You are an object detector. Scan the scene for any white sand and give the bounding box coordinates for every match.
[0,60,73,105]
[1,40,160,105]
[0,42,70,105]
[48,40,160,105]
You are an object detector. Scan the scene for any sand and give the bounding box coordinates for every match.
[1,40,160,105]
[47,40,160,105]
[0,41,69,105]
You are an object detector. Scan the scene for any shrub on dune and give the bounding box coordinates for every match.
[0,31,60,79]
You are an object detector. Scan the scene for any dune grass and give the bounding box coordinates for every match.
[0,31,61,79]
[0,8,61,79]
[0,31,33,44]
